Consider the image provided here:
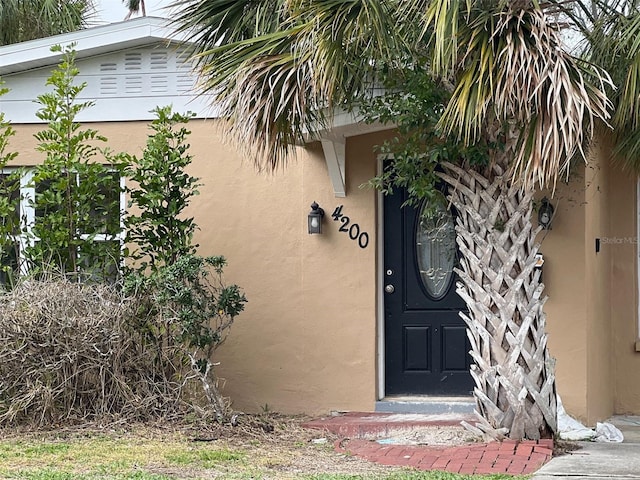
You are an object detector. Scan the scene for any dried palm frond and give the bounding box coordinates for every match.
[172,0,419,170]
[428,1,612,189]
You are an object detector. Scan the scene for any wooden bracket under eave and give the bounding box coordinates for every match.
[321,137,346,198]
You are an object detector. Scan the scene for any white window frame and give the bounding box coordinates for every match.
[0,167,126,276]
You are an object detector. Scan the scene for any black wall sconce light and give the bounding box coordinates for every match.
[308,201,325,234]
[538,197,555,230]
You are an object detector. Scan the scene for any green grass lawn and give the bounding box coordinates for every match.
[0,425,522,480]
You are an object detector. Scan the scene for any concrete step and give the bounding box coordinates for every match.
[375,396,476,415]
[303,411,475,438]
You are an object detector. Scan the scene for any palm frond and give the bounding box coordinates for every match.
[495,9,612,189]
[124,0,146,19]
[174,0,421,170]
[0,0,91,46]
[218,54,322,170]
[426,0,464,76]
[431,2,612,189]
[171,0,288,62]
[199,25,320,170]
[579,1,640,168]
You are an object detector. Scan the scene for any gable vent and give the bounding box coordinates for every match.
[100,77,118,95]
[176,50,191,70]
[92,48,199,100]
[176,74,193,93]
[125,76,143,94]
[150,52,168,70]
[100,62,117,72]
[124,52,142,70]
[176,50,195,93]
[150,75,169,93]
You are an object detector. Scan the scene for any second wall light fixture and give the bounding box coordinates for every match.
[538,197,555,230]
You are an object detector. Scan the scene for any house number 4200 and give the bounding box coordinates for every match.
[332,205,369,249]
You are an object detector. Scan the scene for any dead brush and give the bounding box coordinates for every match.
[0,275,194,426]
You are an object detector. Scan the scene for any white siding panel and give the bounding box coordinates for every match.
[0,44,218,123]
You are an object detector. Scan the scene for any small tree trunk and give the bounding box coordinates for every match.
[187,352,228,422]
[439,161,556,441]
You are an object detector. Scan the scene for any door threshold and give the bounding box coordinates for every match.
[376,395,475,415]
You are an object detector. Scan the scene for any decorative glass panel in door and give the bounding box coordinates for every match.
[416,202,456,300]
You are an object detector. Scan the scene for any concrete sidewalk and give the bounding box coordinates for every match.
[532,416,640,480]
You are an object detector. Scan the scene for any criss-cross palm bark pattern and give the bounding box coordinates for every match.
[440,161,555,440]
[428,1,610,440]
[175,0,612,441]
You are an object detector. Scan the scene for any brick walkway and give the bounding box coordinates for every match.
[303,412,554,475]
[335,438,553,475]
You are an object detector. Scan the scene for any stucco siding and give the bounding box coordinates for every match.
[8,118,640,419]
[539,170,589,421]
[607,154,640,415]
[8,120,379,414]
[584,143,614,424]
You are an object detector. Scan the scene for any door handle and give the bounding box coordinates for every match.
[385,284,395,293]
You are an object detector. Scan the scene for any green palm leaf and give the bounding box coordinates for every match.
[172,0,420,169]
[0,0,91,46]
[428,1,611,189]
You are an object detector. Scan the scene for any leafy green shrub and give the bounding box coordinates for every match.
[26,45,126,281]
[124,106,247,421]
[125,255,247,421]
[124,106,199,273]
[0,81,19,288]
[0,50,247,426]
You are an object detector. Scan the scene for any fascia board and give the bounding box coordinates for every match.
[0,17,188,76]
[304,108,393,144]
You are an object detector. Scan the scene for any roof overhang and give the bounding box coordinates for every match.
[308,108,392,198]
[0,20,394,198]
[0,17,187,76]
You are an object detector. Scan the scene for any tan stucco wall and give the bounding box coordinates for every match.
[584,144,614,424]
[607,154,640,415]
[9,119,640,419]
[9,120,384,415]
[191,130,383,414]
[540,171,589,421]
[541,142,640,424]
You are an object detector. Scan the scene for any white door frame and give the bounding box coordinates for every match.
[376,156,386,400]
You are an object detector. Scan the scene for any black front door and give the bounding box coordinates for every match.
[384,187,473,395]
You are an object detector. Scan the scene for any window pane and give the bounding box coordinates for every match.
[35,176,68,220]
[0,173,20,288]
[416,201,456,300]
[28,169,123,280]
[0,173,20,235]
[25,240,74,274]
[83,172,121,235]
[78,240,121,283]
[35,171,121,235]
[0,243,19,289]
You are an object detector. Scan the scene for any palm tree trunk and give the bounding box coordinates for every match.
[438,161,557,441]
